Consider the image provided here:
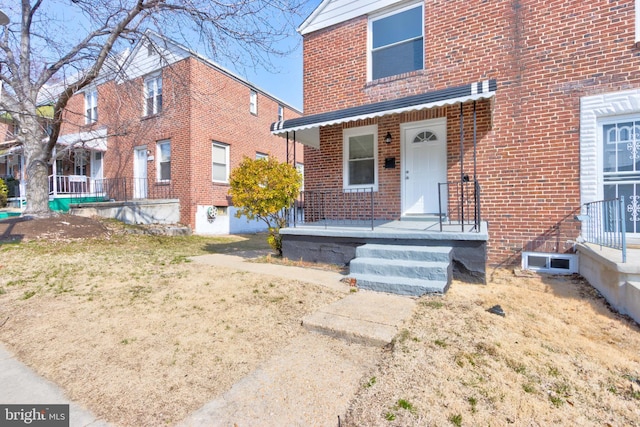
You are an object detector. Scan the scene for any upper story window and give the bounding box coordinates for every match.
[156,139,171,181]
[369,3,424,81]
[212,141,229,183]
[250,90,258,115]
[343,125,378,190]
[278,105,284,121]
[144,75,163,116]
[85,90,98,124]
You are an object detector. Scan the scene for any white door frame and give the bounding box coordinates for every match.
[90,151,104,193]
[133,146,148,199]
[400,117,448,216]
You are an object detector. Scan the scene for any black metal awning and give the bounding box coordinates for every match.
[271,79,497,147]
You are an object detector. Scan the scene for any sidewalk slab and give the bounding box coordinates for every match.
[177,333,379,427]
[302,290,416,346]
[0,344,111,427]
[190,253,349,293]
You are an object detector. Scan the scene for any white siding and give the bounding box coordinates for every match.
[299,0,407,35]
[118,34,190,83]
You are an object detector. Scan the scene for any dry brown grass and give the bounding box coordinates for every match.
[343,269,640,426]
[0,231,343,426]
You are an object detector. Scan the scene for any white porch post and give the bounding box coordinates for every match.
[19,154,25,211]
[52,146,58,197]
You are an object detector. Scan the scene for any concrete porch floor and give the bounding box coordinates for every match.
[283,219,488,240]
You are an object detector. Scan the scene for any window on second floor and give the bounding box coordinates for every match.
[212,142,229,183]
[145,75,163,116]
[369,3,424,81]
[250,90,258,115]
[278,105,284,121]
[85,90,98,124]
[156,139,171,181]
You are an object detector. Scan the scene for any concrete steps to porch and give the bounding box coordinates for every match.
[349,244,453,296]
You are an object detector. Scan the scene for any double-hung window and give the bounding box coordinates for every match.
[369,3,424,81]
[212,142,229,183]
[85,90,98,124]
[250,90,258,115]
[277,105,284,121]
[343,125,378,190]
[145,75,162,116]
[156,140,171,182]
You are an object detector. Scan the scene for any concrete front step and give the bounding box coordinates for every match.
[350,258,450,281]
[349,243,453,296]
[351,273,450,295]
[355,243,452,263]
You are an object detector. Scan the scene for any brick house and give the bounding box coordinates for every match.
[271,0,640,294]
[2,31,303,233]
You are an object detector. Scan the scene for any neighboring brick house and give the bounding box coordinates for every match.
[272,0,640,269]
[2,31,302,233]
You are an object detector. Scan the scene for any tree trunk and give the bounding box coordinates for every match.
[20,114,52,217]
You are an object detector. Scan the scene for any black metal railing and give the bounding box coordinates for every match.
[69,177,176,204]
[438,178,482,232]
[289,187,375,230]
[581,197,626,263]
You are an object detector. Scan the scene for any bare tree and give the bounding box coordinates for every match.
[0,0,303,216]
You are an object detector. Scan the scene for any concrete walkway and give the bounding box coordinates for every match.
[0,344,111,427]
[1,252,417,427]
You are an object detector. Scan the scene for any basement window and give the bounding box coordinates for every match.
[521,252,578,274]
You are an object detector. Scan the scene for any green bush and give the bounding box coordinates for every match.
[229,156,302,255]
[0,178,8,207]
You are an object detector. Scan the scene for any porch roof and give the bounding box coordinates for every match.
[271,79,497,147]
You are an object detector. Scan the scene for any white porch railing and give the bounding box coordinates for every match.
[49,175,91,195]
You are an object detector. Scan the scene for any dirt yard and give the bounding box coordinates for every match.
[1,215,639,426]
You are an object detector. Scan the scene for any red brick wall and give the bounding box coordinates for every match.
[61,56,302,229]
[302,0,640,265]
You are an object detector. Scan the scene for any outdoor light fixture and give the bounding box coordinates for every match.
[385,132,392,144]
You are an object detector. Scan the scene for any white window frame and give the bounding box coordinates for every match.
[144,74,163,116]
[85,90,98,124]
[212,141,230,183]
[156,139,171,182]
[74,149,87,176]
[256,152,268,160]
[343,125,378,191]
[367,2,424,82]
[278,105,284,121]
[250,90,258,115]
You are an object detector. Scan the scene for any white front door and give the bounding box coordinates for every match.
[90,151,103,193]
[402,118,447,215]
[133,147,148,199]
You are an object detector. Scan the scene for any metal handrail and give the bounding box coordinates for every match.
[289,187,375,230]
[581,196,626,263]
[438,178,482,232]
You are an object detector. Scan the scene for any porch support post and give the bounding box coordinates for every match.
[473,101,477,180]
[460,102,465,231]
[286,131,290,165]
[52,146,58,197]
[19,154,25,211]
